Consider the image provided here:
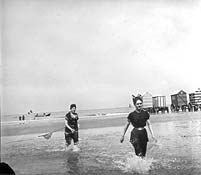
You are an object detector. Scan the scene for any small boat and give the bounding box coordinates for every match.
[35,113,51,117]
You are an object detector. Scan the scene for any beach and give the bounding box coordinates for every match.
[1,111,201,175]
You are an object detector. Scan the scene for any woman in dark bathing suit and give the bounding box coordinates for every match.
[120,95,156,158]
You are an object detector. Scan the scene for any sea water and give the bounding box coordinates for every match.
[1,113,201,175]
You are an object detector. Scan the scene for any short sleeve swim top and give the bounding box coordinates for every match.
[127,110,150,128]
[65,112,79,132]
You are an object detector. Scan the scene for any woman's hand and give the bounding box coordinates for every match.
[71,128,75,133]
[120,136,124,143]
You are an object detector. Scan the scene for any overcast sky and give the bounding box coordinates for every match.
[2,0,201,115]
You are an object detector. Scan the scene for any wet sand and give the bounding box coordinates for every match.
[1,112,201,137]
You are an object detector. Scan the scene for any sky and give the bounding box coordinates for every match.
[1,0,201,115]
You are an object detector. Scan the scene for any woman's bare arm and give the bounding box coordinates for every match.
[146,119,156,140]
[65,120,74,132]
[120,120,130,143]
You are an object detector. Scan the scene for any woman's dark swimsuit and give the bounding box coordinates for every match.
[65,112,79,145]
[127,110,150,157]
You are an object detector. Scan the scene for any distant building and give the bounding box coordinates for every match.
[142,92,153,108]
[142,92,168,113]
[152,95,169,113]
[152,96,166,108]
[171,90,188,107]
[189,88,201,106]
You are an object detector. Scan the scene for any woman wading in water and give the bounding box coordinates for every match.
[120,95,156,158]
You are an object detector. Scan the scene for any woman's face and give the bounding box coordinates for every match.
[135,99,143,111]
[71,107,76,113]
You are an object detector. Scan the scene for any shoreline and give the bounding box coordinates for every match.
[1,107,132,122]
[1,111,201,137]
[0,112,129,126]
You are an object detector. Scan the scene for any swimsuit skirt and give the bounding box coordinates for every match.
[130,128,148,145]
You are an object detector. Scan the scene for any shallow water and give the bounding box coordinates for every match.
[1,116,201,175]
[1,107,132,122]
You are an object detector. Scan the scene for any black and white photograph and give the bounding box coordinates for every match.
[1,0,201,174]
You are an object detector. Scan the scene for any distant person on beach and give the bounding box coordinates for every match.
[19,116,22,124]
[120,95,156,158]
[65,104,80,152]
[22,115,25,124]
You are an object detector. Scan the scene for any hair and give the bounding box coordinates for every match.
[132,94,143,105]
[70,104,76,109]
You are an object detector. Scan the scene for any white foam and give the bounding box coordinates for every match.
[45,147,66,152]
[114,154,156,174]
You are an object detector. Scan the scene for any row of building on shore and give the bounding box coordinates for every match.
[136,88,201,113]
